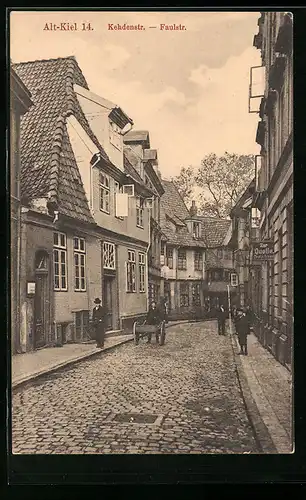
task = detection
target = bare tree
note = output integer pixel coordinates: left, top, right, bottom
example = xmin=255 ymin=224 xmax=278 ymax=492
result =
xmin=170 ymin=165 xmax=195 ymax=208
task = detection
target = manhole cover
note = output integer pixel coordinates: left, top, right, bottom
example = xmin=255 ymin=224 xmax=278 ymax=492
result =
xmin=106 ymin=413 xmax=164 ymax=426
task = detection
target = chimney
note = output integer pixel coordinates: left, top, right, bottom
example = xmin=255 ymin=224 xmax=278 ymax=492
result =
xmin=190 ymin=200 xmax=198 ymax=217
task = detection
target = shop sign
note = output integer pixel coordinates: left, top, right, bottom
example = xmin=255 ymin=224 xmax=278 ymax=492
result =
xmin=252 ymin=241 xmax=274 ymax=262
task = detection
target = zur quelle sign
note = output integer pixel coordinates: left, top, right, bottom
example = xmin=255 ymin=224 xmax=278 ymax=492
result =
xmin=252 ymin=241 xmax=274 ymax=263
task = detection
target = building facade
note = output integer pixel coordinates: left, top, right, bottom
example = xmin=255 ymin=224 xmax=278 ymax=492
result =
xmin=251 ymin=12 xmax=293 ymax=367
xmin=124 ymin=130 xmax=164 ymax=306
xmin=10 ymin=67 xmax=33 ymax=354
xmin=13 ymin=56 xmax=154 ymax=352
xmin=160 ymin=181 xmax=237 ymax=320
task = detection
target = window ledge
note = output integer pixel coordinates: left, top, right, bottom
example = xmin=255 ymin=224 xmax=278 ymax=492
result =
xmin=100 ymin=208 xmax=110 ymax=215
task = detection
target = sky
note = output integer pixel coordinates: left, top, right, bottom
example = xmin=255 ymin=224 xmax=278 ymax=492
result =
xmin=10 ymin=10 xmax=261 ymax=179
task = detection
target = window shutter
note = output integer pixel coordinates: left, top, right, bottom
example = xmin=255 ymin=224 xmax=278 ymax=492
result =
xmin=116 ymin=193 xmax=129 ymax=217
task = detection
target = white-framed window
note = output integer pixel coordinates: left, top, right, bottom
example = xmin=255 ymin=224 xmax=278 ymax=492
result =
xmin=73 ymin=237 xmax=86 ymax=291
xmin=103 ymin=242 xmax=116 ymax=270
xmin=194 ymin=251 xmax=203 ymax=271
xmin=126 ymin=250 xmax=136 ymax=292
xmin=166 ymin=247 xmax=173 ymax=269
xmin=53 ymin=232 xmax=67 ymax=291
xmin=114 ymin=181 xmax=124 ymax=220
xmin=193 ymin=222 xmax=201 ymax=238
xmin=99 ymin=172 xmax=110 ymax=214
xmin=136 ymin=197 xmax=144 ymax=228
xmin=178 ymin=249 xmax=187 ymax=270
xmin=109 ymin=121 xmax=122 ymax=151
xmin=123 ymin=184 xmax=134 ymax=197
xmin=139 ymin=252 xmax=146 ymax=292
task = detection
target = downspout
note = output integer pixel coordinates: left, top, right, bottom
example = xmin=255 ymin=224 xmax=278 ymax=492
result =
xmin=146 ymin=211 xmax=151 ymax=312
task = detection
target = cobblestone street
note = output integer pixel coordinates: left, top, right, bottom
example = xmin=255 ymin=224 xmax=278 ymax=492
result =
xmin=12 ymin=321 xmax=259 ymax=454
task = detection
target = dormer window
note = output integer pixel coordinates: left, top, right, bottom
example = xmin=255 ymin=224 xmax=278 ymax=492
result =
xmin=193 ymin=222 xmax=201 ymax=239
xmin=109 ymin=121 xmax=122 ymax=151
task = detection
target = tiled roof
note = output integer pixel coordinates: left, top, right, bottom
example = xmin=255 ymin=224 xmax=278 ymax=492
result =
xmin=198 ymin=217 xmax=231 ymax=247
xmin=13 ymin=56 xmax=113 ymax=224
xmin=160 ymin=180 xmax=230 ymax=248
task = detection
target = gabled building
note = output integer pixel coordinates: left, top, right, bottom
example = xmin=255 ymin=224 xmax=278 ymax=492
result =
xmin=123 ymin=130 xmax=164 ymax=305
xmin=13 ymin=56 xmax=154 ymax=352
xmin=160 ymin=180 xmax=237 ymax=320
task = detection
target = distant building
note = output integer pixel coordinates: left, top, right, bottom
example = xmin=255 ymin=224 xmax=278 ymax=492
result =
xmin=160 ymin=180 xmax=237 ymax=320
xmin=13 ymin=56 xmax=155 ymax=352
xmin=251 ymin=12 xmax=293 ymax=368
xmin=10 ymin=67 xmax=33 ymax=354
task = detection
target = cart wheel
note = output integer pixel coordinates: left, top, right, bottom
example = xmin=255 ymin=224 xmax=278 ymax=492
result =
xmin=133 ymin=322 xmax=139 ymax=345
xmin=159 ymin=321 xmax=166 ymax=346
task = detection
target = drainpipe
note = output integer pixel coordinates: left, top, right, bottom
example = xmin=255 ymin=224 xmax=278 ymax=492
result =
xmin=146 ymin=212 xmax=151 ymax=313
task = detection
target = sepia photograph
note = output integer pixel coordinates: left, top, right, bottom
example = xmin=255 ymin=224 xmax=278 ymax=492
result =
xmin=9 ymin=9 xmax=293 ymax=456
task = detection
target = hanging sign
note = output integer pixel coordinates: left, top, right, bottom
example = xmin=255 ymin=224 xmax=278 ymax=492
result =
xmin=252 ymin=241 xmax=274 ymax=262
xmin=230 ymin=273 xmax=238 ymax=287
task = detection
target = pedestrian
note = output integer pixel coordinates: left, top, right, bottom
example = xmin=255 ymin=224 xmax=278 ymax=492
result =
xmin=92 ymin=297 xmax=107 ymax=349
xmin=216 ymin=304 xmax=227 ymax=335
xmin=145 ymin=301 xmax=160 ymax=344
xmin=158 ymin=297 xmax=168 ymax=323
xmin=235 ymin=308 xmax=250 ymax=355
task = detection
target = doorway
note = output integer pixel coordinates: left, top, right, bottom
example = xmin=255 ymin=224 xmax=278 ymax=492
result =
xmin=34 ymin=250 xmax=50 ymax=349
xmin=103 ymin=275 xmax=114 ymax=331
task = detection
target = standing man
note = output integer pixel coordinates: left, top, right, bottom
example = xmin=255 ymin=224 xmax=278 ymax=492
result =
xmin=216 ymin=304 xmax=227 ymax=335
xmin=92 ymin=298 xmax=107 ymax=349
xmin=235 ymin=308 xmax=250 ymax=355
xmin=145 ymin=301 xmax=160 ymax=344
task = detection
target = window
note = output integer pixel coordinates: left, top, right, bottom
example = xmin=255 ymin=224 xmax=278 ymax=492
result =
xmin=136 ymin=197 xmax=144 ymax=227
xmin=103 ymin=242 xmax=116 ymax=270
xmin=193 ymin=222 xmax=200 ymax=239
xmin=99 ymin=172 xmax=110 ymax=213
xmin=139 ymin=252 xmax=146 ymax=292
xmin=178 ymin=249 xmax=187 ymax=270
xmin=166 ymin=247 xmax=173 ymax=269
xmin=114 ymin=182 xmax=123 ymax=219
xmin=180 ymin=282 xmax=189 ymax=307
xmin=53 ymin=232 xmax=67 ymax=291
xmin=109 ymin=121 xmax=122 ymax=150
xmin=194 ymin=251 xmax=203 ymax=271
xmin=74 ymin=237 xmax=86 ymax=291
xmin=192 ymin=283 xmax=201 ymax=306
xmin=126 ymin=250 xmax=136 ymax=292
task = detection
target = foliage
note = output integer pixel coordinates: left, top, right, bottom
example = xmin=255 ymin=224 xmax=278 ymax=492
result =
xmin=172 ymin=152 xmax=255 ymax=218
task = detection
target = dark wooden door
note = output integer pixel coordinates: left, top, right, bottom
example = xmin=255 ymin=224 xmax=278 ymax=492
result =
xmin=34 ymin=271 xmax=48 ymax=348
xmin=103 ymin=276 xmax=113 ymax=331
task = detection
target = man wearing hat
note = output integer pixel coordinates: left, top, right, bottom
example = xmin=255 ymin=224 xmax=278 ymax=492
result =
xmin=235 ymin=307 xmax=250 ymax=355
xmin=92 ymin=298 xmax=107 ymax=348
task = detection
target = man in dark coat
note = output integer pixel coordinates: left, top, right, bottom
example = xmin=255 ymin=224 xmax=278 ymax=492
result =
xmin=92 ymin=298 xmax=107 ymax=348
xmin=216 ymin=304 xmax=227 ymax=335
xmin=235 ymin=308 xmax=250 ymax=355
xmin=145 ymin=301 xmax=160 ymax=344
